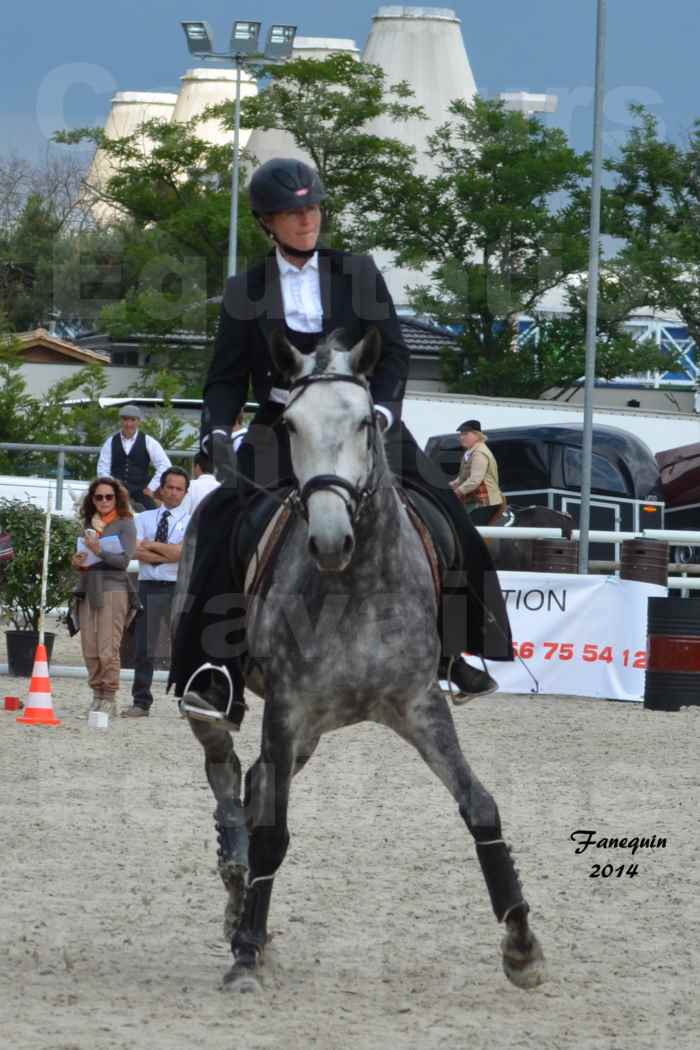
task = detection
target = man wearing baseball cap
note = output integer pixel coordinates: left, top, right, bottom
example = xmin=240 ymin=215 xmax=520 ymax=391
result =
xmin=97 ymin=404 xmax=172 ymax=510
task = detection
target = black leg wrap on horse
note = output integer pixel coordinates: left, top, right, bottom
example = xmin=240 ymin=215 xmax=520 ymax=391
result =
xmin=474 ymin=840 xmax=527 ymax=924
xmin=232 ymin=878 xmax=274 ymax=965
xmin=460 ymin=806 xmax=527 ymax=923
xmin=214 ymin=799 xmax=249 ymax=870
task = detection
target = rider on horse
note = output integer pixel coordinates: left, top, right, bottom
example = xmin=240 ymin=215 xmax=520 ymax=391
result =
xmin=170 ymin=158 xmax=513 ymax=725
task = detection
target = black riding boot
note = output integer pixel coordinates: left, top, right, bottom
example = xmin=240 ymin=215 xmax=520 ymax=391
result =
xmin=438 ymin=655 xmax=498 ymax=703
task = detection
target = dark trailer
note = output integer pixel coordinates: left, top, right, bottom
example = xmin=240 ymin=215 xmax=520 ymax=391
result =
xmin=425 ymin=424 xmax=664 ymax=560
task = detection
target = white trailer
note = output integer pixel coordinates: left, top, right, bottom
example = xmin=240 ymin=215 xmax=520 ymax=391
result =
xmin=401 ymin=391 xmax=700 ymax=455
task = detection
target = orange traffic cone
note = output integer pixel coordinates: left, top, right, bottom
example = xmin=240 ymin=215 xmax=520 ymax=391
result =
xmin=16 ymin=644 xmax=61 ymax=726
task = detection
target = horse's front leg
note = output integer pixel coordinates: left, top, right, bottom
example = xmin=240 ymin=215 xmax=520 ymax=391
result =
xmin=224 ymin=701 xmax=296 ymax=993
xmin=389 ymin=686 xmax=546 ymax=989
xmin=188 ymin=718 xmax=248 ymax=941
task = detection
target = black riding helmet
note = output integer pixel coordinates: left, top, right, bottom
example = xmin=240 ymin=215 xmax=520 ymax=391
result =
xmin=250 ymin=158 xmax=325 ymax=258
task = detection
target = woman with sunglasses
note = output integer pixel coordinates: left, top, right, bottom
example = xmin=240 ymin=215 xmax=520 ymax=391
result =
xmin=71 ymin=477 xmax=137 ymax=717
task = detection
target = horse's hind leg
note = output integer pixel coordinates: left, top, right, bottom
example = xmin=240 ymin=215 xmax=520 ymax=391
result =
xmin=188 ymin=717 xmax=248 ymax=940
xmin=390 ymin=688 xmax=545 ymax=989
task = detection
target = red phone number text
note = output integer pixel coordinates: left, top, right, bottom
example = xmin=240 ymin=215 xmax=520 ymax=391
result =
xmin=512 ymin=642 xmax=647 ymax=668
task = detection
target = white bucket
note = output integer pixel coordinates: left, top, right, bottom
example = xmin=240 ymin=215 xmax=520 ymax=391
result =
xmin=88 ymin=710 xmax=110 ymax=730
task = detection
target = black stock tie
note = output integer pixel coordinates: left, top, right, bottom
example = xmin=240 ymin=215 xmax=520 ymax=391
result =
xmin=155 ymin=510 xmax=171 ymax=543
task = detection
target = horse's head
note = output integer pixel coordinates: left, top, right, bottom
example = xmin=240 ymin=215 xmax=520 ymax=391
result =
xmin=270 ymin=328 xmax=383 ymax=573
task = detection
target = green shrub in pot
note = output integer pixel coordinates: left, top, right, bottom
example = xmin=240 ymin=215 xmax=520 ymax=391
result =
xmin=0 ymin=498 xmax=80 ymax=631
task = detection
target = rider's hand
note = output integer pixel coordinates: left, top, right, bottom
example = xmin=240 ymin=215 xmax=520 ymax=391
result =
xmin=206 ymin=428 xmax=237 ymax=487
xmin=374 ymin=411 xmax=389 ymax=433
xmin=201 ymin=427 xmax=231 ymax=451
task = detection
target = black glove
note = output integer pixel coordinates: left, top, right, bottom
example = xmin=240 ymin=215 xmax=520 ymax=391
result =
xmin=200 ymin=426 xmax=231 ymax=454
xmin=204 ymin=428 xmax=237 ymax=487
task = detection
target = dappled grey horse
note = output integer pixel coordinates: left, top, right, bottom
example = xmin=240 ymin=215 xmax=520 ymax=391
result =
xmin=175 ymin=330 xmax=545 ymax=993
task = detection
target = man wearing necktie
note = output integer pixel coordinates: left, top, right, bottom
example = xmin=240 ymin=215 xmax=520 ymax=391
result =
xmin=122 ymin=467 xmax=191 ymax=719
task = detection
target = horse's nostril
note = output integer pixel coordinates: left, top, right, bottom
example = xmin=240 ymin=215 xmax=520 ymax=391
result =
xmin=308 ymin=536 xmax=320 ymax=559
xmin=343 ymin=535 xmax=354 ymax=555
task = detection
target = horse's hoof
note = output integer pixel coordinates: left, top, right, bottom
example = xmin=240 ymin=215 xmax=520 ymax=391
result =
xmin=501 ymin=932 xmax=547 ymax=989
xmin=222 ymin=963 xmax=262 ymax=994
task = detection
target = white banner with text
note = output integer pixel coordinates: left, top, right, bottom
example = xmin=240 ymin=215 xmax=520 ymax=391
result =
xmin=471 ymin=573 xmax=667 ymax=702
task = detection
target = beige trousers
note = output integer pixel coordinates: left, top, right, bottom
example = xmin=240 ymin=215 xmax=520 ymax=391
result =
xmin=79 ymin=590 xmax=129 ymax=694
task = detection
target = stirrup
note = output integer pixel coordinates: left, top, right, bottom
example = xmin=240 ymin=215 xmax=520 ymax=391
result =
xmin=178 ymin=663 xmax=247 ymax=732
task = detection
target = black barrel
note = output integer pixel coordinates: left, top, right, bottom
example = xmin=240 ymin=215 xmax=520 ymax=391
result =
xmin=621 ymin=539 xmax=669 ymax=587
xmin=532 ymin=538 xmax=579 ymax=574
xmin=644 ymin=596 xmax=700 ymax=711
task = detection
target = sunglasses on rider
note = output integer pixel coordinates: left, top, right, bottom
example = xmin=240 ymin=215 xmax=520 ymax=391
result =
xmin=94 ymin=493 xmax=115 ymax=501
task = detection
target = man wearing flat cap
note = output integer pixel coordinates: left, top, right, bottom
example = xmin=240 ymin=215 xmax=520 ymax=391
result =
xmin=97 ymin=404 xmax=172 ymax=510
xmin=450 ymin=420 xmax=504 ymax=523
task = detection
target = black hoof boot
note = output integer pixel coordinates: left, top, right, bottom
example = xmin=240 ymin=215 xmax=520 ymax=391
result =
xmin=214 ymin=799 xmax=249 ymax=939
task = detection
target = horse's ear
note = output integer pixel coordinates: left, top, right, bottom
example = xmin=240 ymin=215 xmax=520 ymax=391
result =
xmin=269 ymin=329 xmax=305 ymax=381
xmin=349 ymin=327 xmax=382 ymax=378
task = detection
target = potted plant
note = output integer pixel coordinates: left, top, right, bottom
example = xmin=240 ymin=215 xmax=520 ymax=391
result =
xmin=0 ymin=498 xmax=79 ymax=675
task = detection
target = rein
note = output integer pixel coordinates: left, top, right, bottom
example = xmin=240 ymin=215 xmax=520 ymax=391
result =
xmin=281 ymin=373 xmax=380 ymax=525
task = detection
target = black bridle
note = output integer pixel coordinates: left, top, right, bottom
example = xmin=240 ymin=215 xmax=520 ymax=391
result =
xmin=281 ymin=373 xmax=380 ymax=525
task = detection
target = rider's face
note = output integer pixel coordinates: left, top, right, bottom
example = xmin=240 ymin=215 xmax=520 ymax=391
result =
xmin=266 ymin=205 xmax=321 ymax=259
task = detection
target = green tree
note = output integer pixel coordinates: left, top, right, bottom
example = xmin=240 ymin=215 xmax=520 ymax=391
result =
xmin=55 ymin=113 xmax=270 ymax=395
xmin=55 ymin=116 xmax=268 ymax=292
xmin=212 ymin=53 xmax=424 ymax=246
xmin=363 ymin=97 xmax=596 ymax=395
xmin=0 ymin=193 xmax=62 ymax=330
xmin=606 ymin=106 xmax=700 ymax=350
xmin=0 ymin=316 xmax=36 ymax=470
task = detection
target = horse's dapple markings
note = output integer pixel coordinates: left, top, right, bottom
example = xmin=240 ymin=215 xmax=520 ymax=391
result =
xmin=177 ymin=332 xmax=546 ymax=993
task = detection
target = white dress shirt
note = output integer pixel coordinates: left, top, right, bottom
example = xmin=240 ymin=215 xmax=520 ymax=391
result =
xmin=276 ymin=248 xmax=323 ymax=333
xmin=272 ymin=248 xmax=393 ymax=428
xmin=181 ymin=473 xmax=220 ymax=515
xmin=97 ymin=430 xmax=172 ymax=493
xmin=135 ymin=504 xmax=190 ymax=582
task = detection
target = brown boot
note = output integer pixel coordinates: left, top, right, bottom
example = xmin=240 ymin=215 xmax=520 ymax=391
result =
xmin=84 ymin=690 xmax=103 ymax=718
xmin=101 ymin=693 xmax=118 ymax=718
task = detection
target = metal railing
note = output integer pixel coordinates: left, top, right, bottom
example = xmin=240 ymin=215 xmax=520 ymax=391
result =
xmin=0 ymin=442 xmax=196 ymax=511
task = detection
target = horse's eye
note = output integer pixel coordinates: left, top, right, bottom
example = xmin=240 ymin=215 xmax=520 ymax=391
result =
xmin=358 ymin=417 xmax=371 ymax=432
xmin=284 ymin=418 xmax=297 ymax=434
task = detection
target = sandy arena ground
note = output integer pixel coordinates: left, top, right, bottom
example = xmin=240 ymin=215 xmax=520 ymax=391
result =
xmin=0 ymin=620 xmax=698 ymax=1050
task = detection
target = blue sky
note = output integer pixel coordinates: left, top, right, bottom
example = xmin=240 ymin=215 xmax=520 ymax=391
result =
xmin=1 ymin=1 xmax=698 ymax=163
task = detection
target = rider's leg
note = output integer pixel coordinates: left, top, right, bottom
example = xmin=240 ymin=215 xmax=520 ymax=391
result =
xmin=174 ymin=406 xmax=293 ymax=728
xmin=170 ymin=484 xmax=246 ymax=716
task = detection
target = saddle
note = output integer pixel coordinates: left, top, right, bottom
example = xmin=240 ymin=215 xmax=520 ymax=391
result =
xmin=235 ymin=488 xmax=294 ymax=598
xmin=233 ymin=485 xmax=459 ymax=601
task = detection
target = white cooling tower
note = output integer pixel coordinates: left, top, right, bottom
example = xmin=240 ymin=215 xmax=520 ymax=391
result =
xmin=85 ymin=91 xmax=178 ymax=223
xmin=292 ymin=37 xmax=360 ymax=61
xmin=362 ymin=6 xmax=477 ymax=172
xmin=362 ymin=7 xmax=478 ymax=307
xmin=245 ymin=38 xmax=360 ymax=170
xmin=172 ymin=67 xmax=257 ymax=149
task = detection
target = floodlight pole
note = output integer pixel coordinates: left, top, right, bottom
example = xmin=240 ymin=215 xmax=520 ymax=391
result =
xmin=578 ymin=0 xmax=607 ymax=574
xmin=228 ymin=59 xmax=244 ymax=277
xmin=182 ymin=23 xmax=295 ymax=279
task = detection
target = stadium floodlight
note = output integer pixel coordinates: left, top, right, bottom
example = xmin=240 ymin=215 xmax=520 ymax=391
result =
xmin=230 ymin=21 xmax=262 ymax=56
xmin=181 ymin=21 xmax=214 ymax=56
xmin=499 ymin=92 xmax=558 ymax=115
xmin=265 ymin=24 xmax=297 ymax=61
xmin=180 ymin=18 xmax=298 ymax=278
